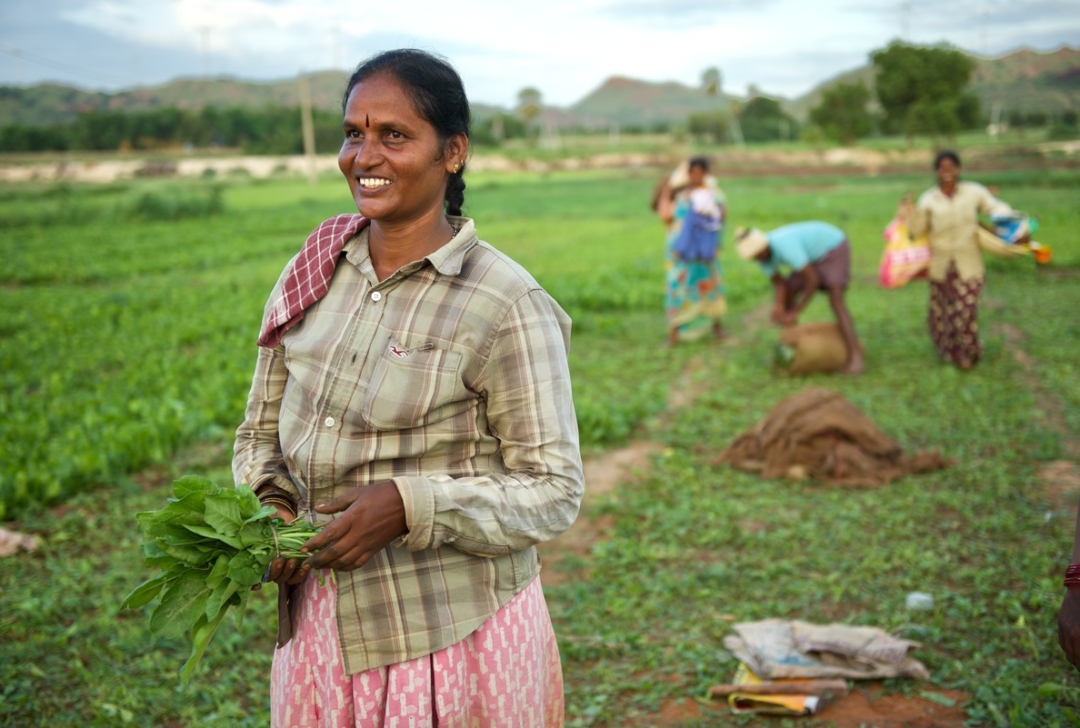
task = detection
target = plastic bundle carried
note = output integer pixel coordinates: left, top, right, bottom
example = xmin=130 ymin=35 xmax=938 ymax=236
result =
xmin=991 ymin=212 xmax=1037 ymax=245
xmin=878 ymin=217 xmax=930 ymax=288
xmin=986 ymin=212 xmax=1052 ymax=264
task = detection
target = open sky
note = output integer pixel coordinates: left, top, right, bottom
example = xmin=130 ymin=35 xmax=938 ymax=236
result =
xmin=1 ymin=0 xmax=1078 ymax=108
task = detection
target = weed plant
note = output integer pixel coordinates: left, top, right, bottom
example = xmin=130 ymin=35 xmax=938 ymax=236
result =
xmin=1 ymin=165 xmax=1079 ymax=726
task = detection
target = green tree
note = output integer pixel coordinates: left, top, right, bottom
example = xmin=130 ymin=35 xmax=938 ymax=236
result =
xmin=809 ymin=81 xmax=873 ymax=145
xmin=740 ymin=95 xmax=798 ymax=143
xmin=871 ymin=40 xmax=981 ymax=140
xmin=701 ymin=66 xmax=743 ymax=146
xmin=687 ymin=110 xmax=731 ymax=144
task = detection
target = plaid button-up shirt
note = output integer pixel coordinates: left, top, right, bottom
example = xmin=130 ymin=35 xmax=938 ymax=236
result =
xmin=234 ymin=217 xmax=584 ymax=673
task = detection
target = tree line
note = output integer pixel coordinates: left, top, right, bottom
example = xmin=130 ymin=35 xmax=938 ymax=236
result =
xmin=691 ymin=41 xmax=1077 ymax=146
xmin=0 ymin=100 xmax=530 ymax=154
xmin=0 ymin=104 xmax=342 ymax=154
xmin=3 ymin=41 xmax=1076 ymax=154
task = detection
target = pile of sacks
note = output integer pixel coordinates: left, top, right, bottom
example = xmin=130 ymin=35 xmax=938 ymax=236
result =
xmin=715 ymin=387 xmax=948 ymax=487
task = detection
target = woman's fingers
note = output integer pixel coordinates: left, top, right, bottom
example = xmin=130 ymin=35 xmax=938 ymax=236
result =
xmin=314 ymin=488 xmax=360 ymax=514
xmin=307 ymin=541 xmax=371 ymax=572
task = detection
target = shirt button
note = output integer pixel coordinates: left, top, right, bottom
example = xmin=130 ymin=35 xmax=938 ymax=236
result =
xmin=324 ymin=416 xmax=335 ymax=428
xmin=371 ymin=291 xmax=382 ymax=302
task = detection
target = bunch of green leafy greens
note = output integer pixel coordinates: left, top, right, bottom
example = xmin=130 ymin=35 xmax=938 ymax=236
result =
xmin=120 ymin=475 xmax=321 ymax=682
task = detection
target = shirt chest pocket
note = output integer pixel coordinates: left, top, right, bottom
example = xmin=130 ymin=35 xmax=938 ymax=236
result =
xmin=361 ymin=346 xmax=473 ymax=431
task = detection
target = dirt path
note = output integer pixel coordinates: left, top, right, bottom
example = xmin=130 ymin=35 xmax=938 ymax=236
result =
xmin=540 ymin=309 xmax=1058 ymax=727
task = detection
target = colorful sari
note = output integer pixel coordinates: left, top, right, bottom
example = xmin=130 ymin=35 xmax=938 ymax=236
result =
xmin=928 ymin=261 xmax=983 ymax=366
xmin=664 ymin=186 xmax=727 ymax=342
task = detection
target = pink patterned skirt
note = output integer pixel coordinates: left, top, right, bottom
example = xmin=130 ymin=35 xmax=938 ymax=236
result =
xmin=270 ymin=572 xmax=564 ymax=727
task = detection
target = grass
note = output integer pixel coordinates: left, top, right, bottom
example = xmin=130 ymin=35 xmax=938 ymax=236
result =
xmin=1 ymin=161 xmax=1079 ymax=726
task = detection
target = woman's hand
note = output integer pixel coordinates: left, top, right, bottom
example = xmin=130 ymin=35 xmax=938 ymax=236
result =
xmin=896 ymin=194 xmax=915 ymax=221
xmin=771 ymin=305 xmax=795 ymax=326
xmin=1059 ymin=589 xmax=1080 ymax=669
xmin=776 ymin=311 xmax=798 ymax=327
xmin=299 ymin=481 xmax=408 ymax=573
xmin=253 ymin=506 xmax=306 ymax=589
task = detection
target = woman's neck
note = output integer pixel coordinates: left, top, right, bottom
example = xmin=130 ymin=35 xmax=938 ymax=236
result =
xmin=368 ymin=211 xmax=456 ymax=281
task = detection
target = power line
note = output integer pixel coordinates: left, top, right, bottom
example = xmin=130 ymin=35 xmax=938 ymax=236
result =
xmin=0 ymin=42 xmax=131 ymax=87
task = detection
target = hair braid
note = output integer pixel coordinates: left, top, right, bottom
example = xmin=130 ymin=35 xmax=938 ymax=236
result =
xmin=445 ymin=168 xmax=466 ymax=216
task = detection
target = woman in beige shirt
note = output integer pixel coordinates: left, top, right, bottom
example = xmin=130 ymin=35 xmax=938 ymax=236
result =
xmin=899 ymin=150 xmax=1014 ymax=370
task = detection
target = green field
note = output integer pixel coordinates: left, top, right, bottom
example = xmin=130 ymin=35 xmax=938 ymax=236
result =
xmin=2 ymin=162 xmax=1080 ymax=726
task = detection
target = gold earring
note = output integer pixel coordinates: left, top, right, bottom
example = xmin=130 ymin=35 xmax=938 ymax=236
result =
xmin=453 ymin=161 xmax=461 ymax=173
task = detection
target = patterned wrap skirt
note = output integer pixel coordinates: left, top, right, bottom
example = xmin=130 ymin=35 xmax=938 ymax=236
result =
xmin=270 ymin=573 xmax=564 ymax=727
xmin=928 ymin=262 xmax=984 ymax=366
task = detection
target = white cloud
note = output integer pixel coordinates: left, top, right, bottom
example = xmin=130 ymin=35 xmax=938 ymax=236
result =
xmin=15 ymin=0 xmax=1080 ymax=104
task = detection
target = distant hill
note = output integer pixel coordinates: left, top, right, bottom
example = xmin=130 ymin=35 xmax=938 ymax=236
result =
xmin=0 ymin=71 xmax=350 ymax=127
xmin=567 ymin=75 xmax=739 ymax=129
xmin=970 ymin=46 xmax=1080 ymax=116
xmin=0 ymin=71 xmax=517 ymax=128
xmin=782 ymin=66 xmax=879 ymax=122
xmin=1 ymin=45 xmax=1077 ymax=130
xmin=783 ymin=45 xmax=1080 ymax=123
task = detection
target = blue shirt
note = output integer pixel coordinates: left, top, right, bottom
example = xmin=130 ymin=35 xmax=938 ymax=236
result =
xmin=759 ymin=221 xmax=846 ymax=277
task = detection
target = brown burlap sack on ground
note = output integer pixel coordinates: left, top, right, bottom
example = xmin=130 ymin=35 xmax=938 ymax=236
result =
xmin=715 ymin=387 xmax=949 ymax=487
xmin=775 ymin=322 xmax=849 ymax=375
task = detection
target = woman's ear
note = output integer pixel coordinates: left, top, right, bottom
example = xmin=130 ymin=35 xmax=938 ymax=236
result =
xmin=444 ymin=133 xmax=469 ymax=173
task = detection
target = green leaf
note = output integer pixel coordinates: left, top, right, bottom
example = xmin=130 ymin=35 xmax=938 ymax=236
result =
xmin=244 ymin=503 xmax=278 ymax=524
xmin=120 ymin=572 xmax=171 ymax=610
xmin=149 ymin=569 xmax=211 ymax=638
xmin=204 ymin=577 xmax=241 ymax=621
xmin=181 ymin=522 xmax=244 ymax=550
xmin=161 ymin=524 xmax=218 ymax=547
xmin=158 ymin=540 xmax=220 ymax=567
xmin=234 ymin=483 xmax=264 ymax=520
xmin=231 ymin=586 xmax=253 ymax=632
xmin=918 ymin=690 xmax=957 ymax=708
xmin=238 ymin=521 xmax=269 ymax=548
xmin=205 ymin=553 xmax=231 ymax=591
xmin=142 ymin=540 xmax=182 ymax=569
xmin=227 ymin=550 xmax=266 ymax=587
xmin=178 ymin=604 xmax=231 ymax=684
xmin=203 ymin=494 xmax=243 ymax=538
xmin=172 ymin=474 xmax=217 ymax=498
xmin=146 ymin=490 xmax=210 ymax=527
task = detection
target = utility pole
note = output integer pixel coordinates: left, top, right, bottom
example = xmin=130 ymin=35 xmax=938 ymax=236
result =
xmin=981 ymin=2 xmax=989 ymax=57
xmin=330 ymin=26 xmax=342 ymax=70
xmin=200 ymin=27 xmax=211 ymax=78
xmin=299 ymin=72 xmax=317 ymax=186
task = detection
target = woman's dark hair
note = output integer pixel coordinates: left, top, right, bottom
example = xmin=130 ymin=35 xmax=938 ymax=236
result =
xmin=343 ymin=49 xmax=470 ymax=216
xmin=689 ymin=156 xmax=710 ymax=172
xmin=934 ymin=150 xmax=961 ymax=170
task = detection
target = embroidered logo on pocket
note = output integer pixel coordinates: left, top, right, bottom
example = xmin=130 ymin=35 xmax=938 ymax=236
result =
xmin=387 ymin=339 xmax=434 ymax=359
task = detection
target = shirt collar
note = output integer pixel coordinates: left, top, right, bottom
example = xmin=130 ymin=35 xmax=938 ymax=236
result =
xmin=343 ymin=215 xmax=479 ymax=279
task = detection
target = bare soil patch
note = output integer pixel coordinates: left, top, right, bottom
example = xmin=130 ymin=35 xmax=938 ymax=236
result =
xmin=609 ymin=684 xmax=968 ymax=727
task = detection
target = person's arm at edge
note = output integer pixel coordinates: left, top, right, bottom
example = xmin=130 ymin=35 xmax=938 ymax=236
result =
xmin=906 ymin=192 xmax=931 ymax=237
xmin=788 ymin=264 xmax=820 ymax=318
xmin=1059 ymin=506 xmax=1080 ymax=668
xmin=770 ymin=273 xmax=788 ymax=323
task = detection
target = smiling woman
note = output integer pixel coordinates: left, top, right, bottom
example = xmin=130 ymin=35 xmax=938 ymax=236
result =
xmin=231 ymin=48 xmax=584 ymax=726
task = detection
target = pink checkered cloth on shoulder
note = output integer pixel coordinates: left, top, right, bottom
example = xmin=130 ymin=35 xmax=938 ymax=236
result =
xmin=257 ymin=214 xmax=370 ymax=348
